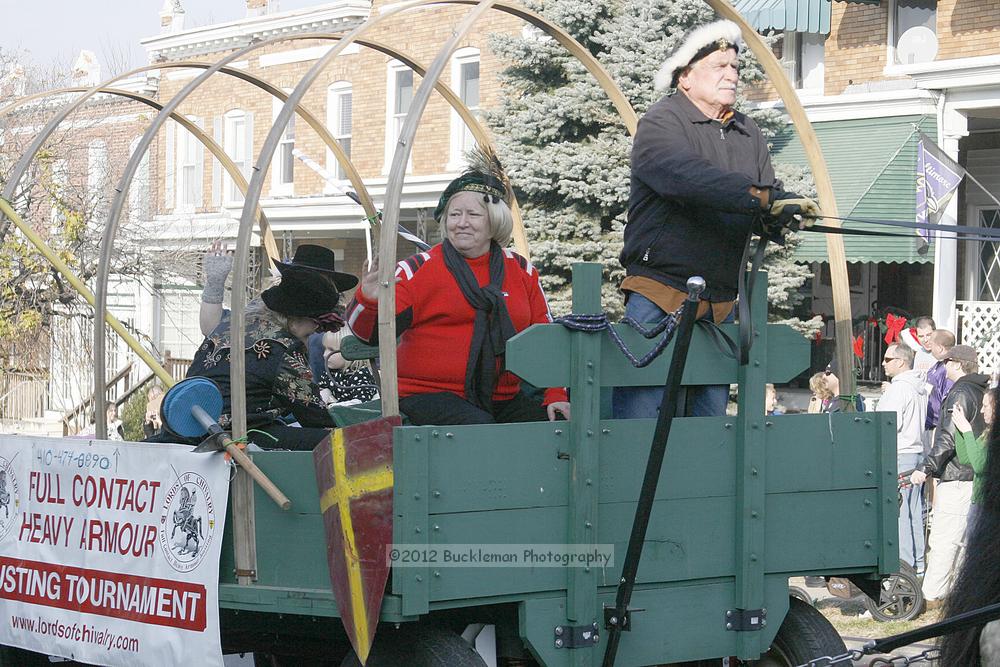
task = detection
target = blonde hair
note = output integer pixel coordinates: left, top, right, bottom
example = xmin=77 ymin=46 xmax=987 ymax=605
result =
xmin=245 ymin=296 xmax=288 ymax=328
xmin=809 ymin=372 xmax=834 ymax=400
xmin=323 ymin=329 xmax=371 ymax=373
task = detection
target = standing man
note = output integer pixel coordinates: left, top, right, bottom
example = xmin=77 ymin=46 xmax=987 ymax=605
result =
xmin=878 ymin=343 xmax=929 ymax=575
xmin=614 ymin=20 xmax=819 ymax=418
xmin=925 ymin=329 xmax=957 ymax=435
xmin=914 ymin=316 xmax=937 ymax=374
xmin=911 ymin=345 xmax=986 ymax=609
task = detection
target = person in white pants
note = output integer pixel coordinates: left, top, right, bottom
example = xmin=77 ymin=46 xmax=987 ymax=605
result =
xmin=910 ymin=344 xmax=988 ymax=608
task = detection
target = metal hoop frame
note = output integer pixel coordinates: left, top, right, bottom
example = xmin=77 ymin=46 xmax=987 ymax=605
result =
xmin=703 ymin=0 xmax=853 ymax=398
xmin=228 ymin=0 xmax=641 ymax=433
xmin=2 ymin=0 xmax=847 ymax=602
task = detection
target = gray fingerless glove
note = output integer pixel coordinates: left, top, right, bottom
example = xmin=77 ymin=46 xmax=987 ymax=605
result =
xmin=201 ymin=252 xmax=233 ymax=304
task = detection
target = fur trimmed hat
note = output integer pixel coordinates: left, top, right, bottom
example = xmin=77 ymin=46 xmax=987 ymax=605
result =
xmin=654 ymin=19 xmax=743 ymax=91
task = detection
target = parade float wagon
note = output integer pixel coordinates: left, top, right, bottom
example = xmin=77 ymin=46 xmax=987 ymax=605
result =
xmin=0 ymin=1 xmax=898 ymax=665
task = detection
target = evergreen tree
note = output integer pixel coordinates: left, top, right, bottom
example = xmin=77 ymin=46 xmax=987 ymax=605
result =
xmin=487 ymin=0 xmax=820 ymax=335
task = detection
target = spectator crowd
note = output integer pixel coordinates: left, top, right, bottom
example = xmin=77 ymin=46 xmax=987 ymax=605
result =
xmin=798 ymin=316 xmax=995 ymax=617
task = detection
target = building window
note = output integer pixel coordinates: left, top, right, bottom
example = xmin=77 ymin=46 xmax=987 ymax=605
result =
xmin=176 ymin=118 xmax=203 ymax=210
xmin=49 ymin=159 xmax=68 ymax=231
xmin=224 ymin=110 xmax=250 ymax=203
xmin=976 ymin=208 xmax=1000 ymax=301
xmin=271 ymin=96 xmax=295 ymax=195
xmin=449 ymin=48 xmax=481 ymax=170
xmin=128 ymin=136 xmax=149 ymax=224
xmin=384 ymin=64 xmax=414 ymax=173
xmin=158 ymin=286 xmax=203 ymax=360
xmin=891 ymin=0 xmax=937 ymax=65
xmin=781 ymin=32 xmax=825 ymax=92
xmin=88 ymin=140 xmax=109 ymax=217
xmin=327 ymin=82 xmax=353 ymax=185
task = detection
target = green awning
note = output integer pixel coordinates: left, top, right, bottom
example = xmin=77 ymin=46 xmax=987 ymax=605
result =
xmin=734 ymin=0 xmax=832 ymax=34
xmin=770 ymin=115 xmax=938 ymax=264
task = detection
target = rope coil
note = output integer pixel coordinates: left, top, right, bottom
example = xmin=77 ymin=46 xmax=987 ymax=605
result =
xmin=554 ymin=306 xmax=684 ymax=368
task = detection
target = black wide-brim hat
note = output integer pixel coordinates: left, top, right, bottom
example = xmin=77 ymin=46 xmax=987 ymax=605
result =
xmin=275 ymin=244 xmax=359 ymax=292
xmin=261 ymin=267 xmax=342 ymax=319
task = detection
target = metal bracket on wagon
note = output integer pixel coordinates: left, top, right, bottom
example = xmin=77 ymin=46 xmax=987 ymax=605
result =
xmin=554 ymin=623 xmax=600 ymax=648
xmin=603 ymin=607 xmax=631 ymax=632
xmin=725 ymin=608 xmax=767 ymax=631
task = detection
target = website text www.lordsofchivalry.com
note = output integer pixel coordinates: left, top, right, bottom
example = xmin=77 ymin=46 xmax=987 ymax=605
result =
xmin=11 ymin=614 xmax=140 ymax=653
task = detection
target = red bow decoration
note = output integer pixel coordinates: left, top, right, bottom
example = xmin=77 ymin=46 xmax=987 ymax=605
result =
xmin=884 ymin=313 xmax=907 ymax=345
xmin=853 ymin=335 xmax=864 ymax=359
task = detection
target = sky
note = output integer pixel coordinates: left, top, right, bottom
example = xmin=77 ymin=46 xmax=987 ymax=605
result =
xmin=2 ymin=0 xmax=328 ymax=73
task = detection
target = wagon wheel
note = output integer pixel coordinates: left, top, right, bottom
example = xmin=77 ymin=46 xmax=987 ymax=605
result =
xmin=788 ymin=585 xmax=814 ymax=607
xmin=864 ymin=561 xmax=925 ymax=622
xmin=685 ymin=597 xmax=846 ymax=667
xmin=339 ymin=624 xmax=486 ymax=667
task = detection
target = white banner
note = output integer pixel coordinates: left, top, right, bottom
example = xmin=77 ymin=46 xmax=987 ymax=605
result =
xmin=0 ymin=436 xmax=230 ymax=666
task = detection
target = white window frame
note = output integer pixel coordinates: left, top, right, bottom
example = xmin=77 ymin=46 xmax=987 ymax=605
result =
xmin=271 ymin=95 xmax=295 ymax=196
xmin=224 ymin=110 xmax=249 ymax=204
xmin=87 ymin=139 xmax=108 ymax=206
xmin=128 ymin=136 xmax=150 ymax=224
xmin=448 ymin=47 xmax=481 ymax=171
xmin=887 ymin=0 xmax=937 ymax=67
xmin=781 ymin=32 xmax=825 ymax=93
xmin=175 ymin=117 xmax=202 ymax=211
xmin=157 ymin=285 xmax=204 ymax=360
xmin=966 ymin=205 xmax=1000 ymax=301
xmin=87 ymin=139 xmax=109 ymax=224
xmin=49 ymin=159 xmax=68 ymax=232
xmin=384 ymin=62 xmax=414 ymax=175
xmin=326 ymin=81 xmax=353 ymax=192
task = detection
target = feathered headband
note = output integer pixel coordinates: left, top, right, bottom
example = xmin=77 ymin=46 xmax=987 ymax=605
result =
xmin=434 ymin=146 xmax=513 ymax=222
xmin=654 ymin=20 xmax=743 ymax=91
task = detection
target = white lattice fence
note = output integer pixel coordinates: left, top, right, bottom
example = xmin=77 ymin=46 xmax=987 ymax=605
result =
xmin=957 ymin=301 xmax=1000 ymax=374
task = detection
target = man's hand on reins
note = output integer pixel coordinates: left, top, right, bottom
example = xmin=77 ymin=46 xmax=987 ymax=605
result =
xmin=769 ymin=193 xmax=821 ymax=230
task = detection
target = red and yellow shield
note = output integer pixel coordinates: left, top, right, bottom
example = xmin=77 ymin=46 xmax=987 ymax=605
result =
xmin=313 ymin=416 xmax=400 ymax=664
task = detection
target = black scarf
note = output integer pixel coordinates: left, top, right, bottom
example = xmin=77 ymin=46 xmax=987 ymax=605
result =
xmin=442 ymin=239 xmax=517 ymax=412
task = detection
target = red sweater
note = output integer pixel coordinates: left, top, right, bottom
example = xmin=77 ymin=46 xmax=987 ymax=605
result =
xmin=346 ymin=245 xmax=567 ymax=406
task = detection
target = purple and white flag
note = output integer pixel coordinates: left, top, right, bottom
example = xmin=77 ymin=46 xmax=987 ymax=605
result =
xmin=916 ymin=132 xmax=965 ymax=242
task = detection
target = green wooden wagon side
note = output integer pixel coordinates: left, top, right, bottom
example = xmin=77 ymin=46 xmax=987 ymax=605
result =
xmin=216 ymin=264 xmax=898 ymax=666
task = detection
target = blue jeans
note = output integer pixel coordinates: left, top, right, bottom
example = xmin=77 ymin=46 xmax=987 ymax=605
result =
xmin=612 ymin=293 xmax=732 ymax=419
xmin=898 ymin=452 xmax=926 ymax=574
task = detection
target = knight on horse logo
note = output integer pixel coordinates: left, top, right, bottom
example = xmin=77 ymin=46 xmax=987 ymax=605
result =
xmin=159 ymin=471 xmax=216 ymax=572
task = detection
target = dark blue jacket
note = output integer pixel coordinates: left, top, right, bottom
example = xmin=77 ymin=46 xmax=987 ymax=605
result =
xmin=621 ymin=92 xmax=778 ymax=301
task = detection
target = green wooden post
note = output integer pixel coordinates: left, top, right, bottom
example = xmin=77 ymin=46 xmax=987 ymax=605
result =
xmin=394 ymin=427 xmax=430 ymax=616
xmin=734 ymin=271 xmax=768 ymax=658
xmin=876 ymin=412 xmax=900 ymax=574
xmin=565 ymin=263 xmax=603 ymax=666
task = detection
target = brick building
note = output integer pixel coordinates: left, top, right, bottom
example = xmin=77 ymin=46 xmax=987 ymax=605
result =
xmin=0 ymin=52 xmax=158 ymax=428
xmin=140 ymin=0 xmax=523 ymax=360
xmin=736 ymin=0 xmax=1000 ymax=377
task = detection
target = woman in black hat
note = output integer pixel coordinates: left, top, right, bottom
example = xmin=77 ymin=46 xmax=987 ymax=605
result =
xmin=346 ymin=151 xmax=570 ymax=425
xmin=183 ymin=244 xmax=358 ymax=450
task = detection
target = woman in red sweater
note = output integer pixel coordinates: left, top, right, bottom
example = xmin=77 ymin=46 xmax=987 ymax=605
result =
xmin=346 ymin=162 xmax=570 ymax=425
